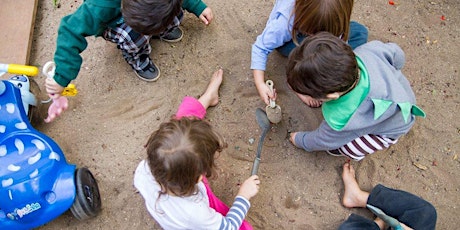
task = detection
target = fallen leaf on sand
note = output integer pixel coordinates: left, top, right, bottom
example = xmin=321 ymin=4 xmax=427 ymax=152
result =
xmin=413 ymin=162 xmax=428 ymax=170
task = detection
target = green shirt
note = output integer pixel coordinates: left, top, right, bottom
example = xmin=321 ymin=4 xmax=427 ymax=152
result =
xmin=322 ymin=57 xmax=370 ymax=131
xmin=322 ymin=56 xmax=425 ymax=131
xmin=53 ymin=0 xmax=207 ymax=87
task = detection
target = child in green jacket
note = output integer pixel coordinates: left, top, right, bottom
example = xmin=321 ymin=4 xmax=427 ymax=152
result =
xmin=45 ymin=0 xmax=213 ymax=97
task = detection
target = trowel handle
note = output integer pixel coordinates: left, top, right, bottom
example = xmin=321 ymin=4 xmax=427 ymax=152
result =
xmin=251 ymin=157 xmax=260 ymax=175
xmin=266 ymin=80 xmax=276 ymax=108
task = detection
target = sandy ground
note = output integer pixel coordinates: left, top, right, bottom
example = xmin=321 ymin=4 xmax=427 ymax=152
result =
xmin=20 ymin=0 xmax=459 ymax=229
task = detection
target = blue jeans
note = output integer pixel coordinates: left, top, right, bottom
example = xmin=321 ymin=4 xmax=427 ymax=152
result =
xmin=338 ymin=184 xmax=437 ymax=230
xmin=276 ymin=21 xmax=369 ymax=57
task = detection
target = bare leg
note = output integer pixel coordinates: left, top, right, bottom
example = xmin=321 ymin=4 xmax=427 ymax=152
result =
xmin=295 ymin=93 xmax=322 ymax=108
xmin=342 ymin=162 xmax=369 ymax=208
xmin=198 ymin=69 xmax=223 ymax=110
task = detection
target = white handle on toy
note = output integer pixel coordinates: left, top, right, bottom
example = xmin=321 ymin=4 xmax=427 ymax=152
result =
xmin=43 ymin=61 xmax=56 ymax=78
xmin=266 ymin=80 xmax=276 ymax=108
xmin=41 ymin=61 xmax=78 ymax=98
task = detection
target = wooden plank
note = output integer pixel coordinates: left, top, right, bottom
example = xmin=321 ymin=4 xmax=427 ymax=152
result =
xmin=0 ymin=0 xmax=39 ymax=65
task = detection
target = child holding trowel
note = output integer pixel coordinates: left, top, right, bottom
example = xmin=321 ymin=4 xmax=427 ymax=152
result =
xmin=251 ymin=0 xmax=368 ymax=108
xmin=134 ymin=69 xmax=260 ymax=229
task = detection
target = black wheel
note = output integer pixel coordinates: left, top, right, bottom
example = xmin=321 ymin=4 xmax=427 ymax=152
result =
xmin=27 ymin=77 xmax=47 ymax=125
xmin=70 ymin=167 xmax=102 ymax=220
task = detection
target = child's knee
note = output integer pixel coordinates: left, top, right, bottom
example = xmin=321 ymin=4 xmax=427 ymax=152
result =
xmin=349 ymin=21 xmax=369 ymax=49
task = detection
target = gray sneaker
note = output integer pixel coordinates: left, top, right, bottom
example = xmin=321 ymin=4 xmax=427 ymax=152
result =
xmin=135 ymin=62 xmax=161 ymax=82
xmin=160 ymin=27 xmax=183 ymax=43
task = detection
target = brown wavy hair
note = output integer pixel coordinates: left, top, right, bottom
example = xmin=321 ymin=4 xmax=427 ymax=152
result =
xmin=292 ymin=0 xmax=353 ymax=44
xmin=122 ymin=0 xmax=182 ymax=35
xmin=286 ymin=32 xmax=358 ymax=99
xmin=145 ymin=117 xmax=227 ymax=197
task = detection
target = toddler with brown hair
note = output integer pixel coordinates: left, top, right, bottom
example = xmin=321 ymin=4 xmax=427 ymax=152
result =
xmin=134 ymin=69 xmax=260 ymax=229
xmin=251 ymin=0 xmax=368 ymax=108
xmin=287 ymin=32 xmax=425 ymax=161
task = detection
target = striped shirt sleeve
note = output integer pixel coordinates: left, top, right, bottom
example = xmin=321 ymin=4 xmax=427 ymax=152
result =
xmin=218 ymin=196 xmax=251 ymax=230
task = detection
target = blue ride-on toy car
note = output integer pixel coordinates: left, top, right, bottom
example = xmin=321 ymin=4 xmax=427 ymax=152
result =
xmin=0 ymin=74 xmax=101 ymax=229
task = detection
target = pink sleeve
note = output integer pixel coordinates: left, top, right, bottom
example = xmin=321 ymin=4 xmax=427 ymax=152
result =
xmin=175 ymin=96 xmax=206 ymax=119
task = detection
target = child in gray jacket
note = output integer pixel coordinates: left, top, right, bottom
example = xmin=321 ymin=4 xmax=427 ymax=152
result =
xmin=287 ymin=32 xmax=425 ymax=161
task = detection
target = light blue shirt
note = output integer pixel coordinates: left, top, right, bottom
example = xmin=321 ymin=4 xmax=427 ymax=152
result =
xmin=251 ymin=0 xmax=295 ymax=71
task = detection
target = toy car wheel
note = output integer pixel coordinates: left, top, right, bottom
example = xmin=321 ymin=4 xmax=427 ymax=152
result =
xmin=70 ymin=167 xmax=102 ymax=220
xmin=27 ymin=77 xmax=47 ymax=124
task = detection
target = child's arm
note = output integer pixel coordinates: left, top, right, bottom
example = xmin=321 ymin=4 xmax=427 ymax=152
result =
xmin=289 ymin=122 xmax=356 ymax=151
xmin=365 ymin=41 xmax=405 ymax=71
xmin=199 ymin=7 xmax=213 ymax=25
xmin=219 ymin=175 xmax=260 ymax=229
xmin=182 ymin=0 xmax=210 ymax=23
xmin=251 ymin=5 xmax=292 ymax=105
xmin=385 ymin=42 xmax=405 ymax=70
xmin=50 ymin=3 xmax=113 ymax=94
xmin=254 ymin=69 xmax=276 ymax=105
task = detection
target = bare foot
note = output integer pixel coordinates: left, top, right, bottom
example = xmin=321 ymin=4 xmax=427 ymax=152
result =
xmin=198 ymin=69 xmax=223 ymax=109
xmin=296 ymin=93 xmax=322 ymax=108
xmin=342 ymin=162 xmax=369 ymax=208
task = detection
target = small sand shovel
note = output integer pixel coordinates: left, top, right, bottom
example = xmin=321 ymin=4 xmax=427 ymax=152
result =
xmin=265 ymin=80 xmax=282 ymax=124
xmin=251 ymin=108 xmax=271 ymax=176
xmin=367 ymin=204 xmax=403 ymax=230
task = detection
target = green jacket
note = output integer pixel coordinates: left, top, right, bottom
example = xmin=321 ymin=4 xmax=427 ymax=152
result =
xmin=53 ymin=0 xmax=207 ymax=87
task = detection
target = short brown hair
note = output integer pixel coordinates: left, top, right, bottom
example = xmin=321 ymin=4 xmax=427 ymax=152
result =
xmin=286 ymin=32 xmax=358 ymax=99
xmin=122 ymin=0 xmax=182 ymax=35
xmin=146 ymin=117 xmax=226 ymax=197
xmin=292 ymin=0 xmax=353 ymax=44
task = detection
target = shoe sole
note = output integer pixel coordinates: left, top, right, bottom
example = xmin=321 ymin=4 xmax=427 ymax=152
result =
xmin=326 ymin=150 xmax=344 ymax=157
xmin=159 ymin=27 xmax=184 ymax=43
xmin=135 ymin=68 xmax=161 ymax=82
xmin=160 ymin=33 xmax=183 ymax=43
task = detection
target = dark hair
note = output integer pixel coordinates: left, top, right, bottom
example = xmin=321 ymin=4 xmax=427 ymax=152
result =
xmin=292 ymin=0 xmax=353 ymax=44
xmin=286 ymin=32 xmax=358 ymax=99
xmin=146 ymin=117 xmax=226 ymax=197
xmin=122 ymin=0 xmax=182 ymax=35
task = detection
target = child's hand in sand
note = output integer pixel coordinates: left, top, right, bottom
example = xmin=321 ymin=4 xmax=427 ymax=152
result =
xmin=237 ymin=175 xmax=260 ymax=200
xmin=289 ymin=132 xmax=300 ymax=147
xmin=295 ymin=93 xmax=322 ymax=108
xmin=199 ymin=7 xmax=214 ymax=25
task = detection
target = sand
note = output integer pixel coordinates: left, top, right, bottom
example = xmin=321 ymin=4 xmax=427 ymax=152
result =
xmin=23 ymin=0 xmax=460 ymax=229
